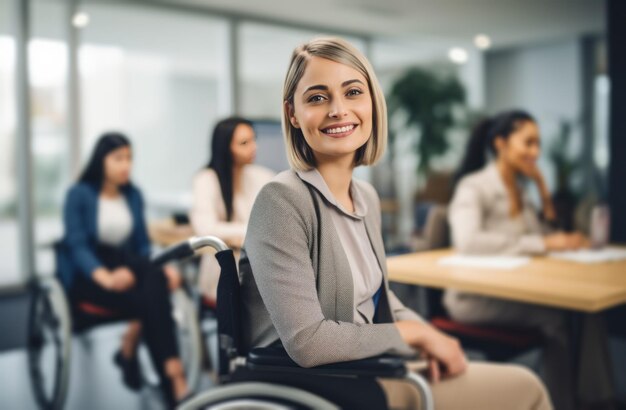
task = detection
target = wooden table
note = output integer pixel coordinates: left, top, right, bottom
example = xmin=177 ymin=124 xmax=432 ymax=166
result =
xmin=388 ymin=248 xmax=624 ymax=402
xmin=387 ymin=249 xmax=626 ymax=313
xmin=148 ymin=218 xmax=242 ymax=251
xmin=148 ymin=218 xmax=195 ymax=248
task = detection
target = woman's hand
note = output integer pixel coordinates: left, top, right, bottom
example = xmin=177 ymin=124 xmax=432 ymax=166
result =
xmin=93 ymin=267 xmax=135 ymax=292
xmin=395 ymin=321 xmax=467 ymax=382
xmin=544 ymin=232 xmax=590 ymax=251
xmin=527 ymin=164 xmax=557 ymax=222
xmin=92 ymin=267 xmax=113 ymax=289
xmin=163 ymin=265 xmax=182 ymax=291
xmin=109 ymin=267 xmax=136 ymax=292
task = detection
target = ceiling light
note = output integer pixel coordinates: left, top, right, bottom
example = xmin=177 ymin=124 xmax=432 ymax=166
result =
xmin=474 ymin=34 xmax=491 ymax=50
xmin=448 ymin=47 xmax=468 ymax=64
xmin=72 ymin=12 xmax=90 ymax=28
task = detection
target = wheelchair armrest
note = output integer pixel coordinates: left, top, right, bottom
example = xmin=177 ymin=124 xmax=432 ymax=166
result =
xmin=246 ymin=346 xmax=410 ymax=378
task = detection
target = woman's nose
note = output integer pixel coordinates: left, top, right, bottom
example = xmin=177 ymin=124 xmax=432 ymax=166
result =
xmin=328 ymin=99 xmax=348 ymax=118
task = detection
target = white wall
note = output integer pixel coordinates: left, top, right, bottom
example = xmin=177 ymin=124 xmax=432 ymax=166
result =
xmin=485 ymin=39 xmax=584 ymax=190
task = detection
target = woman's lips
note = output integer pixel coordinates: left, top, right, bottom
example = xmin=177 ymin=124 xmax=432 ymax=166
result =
xmin=321 ymin=124 xmax=357 ymax=138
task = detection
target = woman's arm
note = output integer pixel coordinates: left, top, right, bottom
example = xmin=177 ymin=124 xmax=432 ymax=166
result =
xmin=190 ymin=170 xmax=246 ymax=241
xmin=245 ymin=182 xmax=415 ymax=368
xmin=131 ymin=187 xmax=152 ymax=258
xmin=449 ymin=181 xmax=545 ymax=255
xmin=64 ymin=186 xmax=103 ymax=279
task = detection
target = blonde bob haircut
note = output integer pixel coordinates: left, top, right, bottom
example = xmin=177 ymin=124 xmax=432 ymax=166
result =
xmin=282 ymin=37 xmax=387 ymax=171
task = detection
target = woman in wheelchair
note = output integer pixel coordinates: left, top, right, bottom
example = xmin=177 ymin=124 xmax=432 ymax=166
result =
xmin=58 ymin=132 xmax=187 ymax=407
xmin=238 ymin=37 xmax=552 ymax=409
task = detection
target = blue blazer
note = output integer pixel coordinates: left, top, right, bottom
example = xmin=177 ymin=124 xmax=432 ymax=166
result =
xmin=57 ymin=182 xmax=151 ymax=290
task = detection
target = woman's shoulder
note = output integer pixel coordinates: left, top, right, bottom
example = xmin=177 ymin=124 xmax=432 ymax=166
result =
xmin=193 ymin=167 xmax=220 ymax=188
xmin=262 ymin=170 xmax=306 ymax=194
xmin=256 ymin=170 xmax=314 ymax=208
xmin=456 ymin=164 xmax=497 ymax=193
xmin=67 ymin=182 xmax=97 ymax=200
xmin=244 ymin=164 xmax=276 ymax=181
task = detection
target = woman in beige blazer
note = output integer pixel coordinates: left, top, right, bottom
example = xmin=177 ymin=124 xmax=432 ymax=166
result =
xmin=446 ymin=110 xmax=608 ymax=410
xmin=239 ymin=38 xmax=551 ymax=410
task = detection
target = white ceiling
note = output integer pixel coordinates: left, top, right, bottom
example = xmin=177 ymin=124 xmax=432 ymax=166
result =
xmin=156 ymin=0 xmax=605 ymax=49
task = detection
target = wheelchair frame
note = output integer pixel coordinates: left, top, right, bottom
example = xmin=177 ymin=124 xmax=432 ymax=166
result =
xmin=168 ymin=236 xmax=435 ymax=410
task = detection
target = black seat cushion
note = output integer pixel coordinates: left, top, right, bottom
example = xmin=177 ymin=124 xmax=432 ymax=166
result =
xmin=247 ymin=346 xmax=408 ymax=378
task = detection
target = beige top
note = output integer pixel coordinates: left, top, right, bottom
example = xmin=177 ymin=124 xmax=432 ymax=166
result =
xmin=297 ymin=169 xmax=383 ymax=324
xmin=448 ymin=162 xmax=546 ymax=256
xmin=445 ymin=162 xmax=548 ymax=309
xmin=191 ymin=164 xmax=274 ymax=298
xmin=190 ymin=164 xmax=275 ymax=243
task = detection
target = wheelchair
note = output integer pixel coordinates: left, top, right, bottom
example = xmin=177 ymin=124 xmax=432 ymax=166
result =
xmin=152 ymin=236 xmax=436 ymax=410
xmin=27 ymin=241 xmax=205 ymax=410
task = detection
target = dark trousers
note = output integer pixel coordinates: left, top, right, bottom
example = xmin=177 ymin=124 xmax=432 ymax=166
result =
xmin=71 ymin=244 xmax=179 ymax=383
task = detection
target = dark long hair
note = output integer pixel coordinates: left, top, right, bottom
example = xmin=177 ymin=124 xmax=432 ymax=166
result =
xmin=454 ymin=109 xmax=535 ymax=185
xmin=79 ymin=132 xmax=131 ymax=189
xmin=206 ymin=117 xmax=253 ymax=221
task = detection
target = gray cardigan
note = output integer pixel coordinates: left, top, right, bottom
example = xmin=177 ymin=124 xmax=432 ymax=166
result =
xmin=239 ymin=170 xmax=420 ymax=368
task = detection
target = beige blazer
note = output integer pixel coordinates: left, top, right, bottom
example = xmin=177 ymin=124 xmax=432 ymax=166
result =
xmin=448 ymin=162 xmax=546 ymax=256
xmin=239 ymin=170 xmax=420 ymax=368
xmin=444 ymin=162 xmax=548 ymax=311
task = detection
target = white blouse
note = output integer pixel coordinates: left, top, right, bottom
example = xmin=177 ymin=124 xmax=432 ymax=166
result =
xmin=190 ymin=164 xmax=274 ymax=298
xmin=190 ymin=164 xmax=275 ymax=242
xmin=98 ymin=196 xmax=132 ymax=246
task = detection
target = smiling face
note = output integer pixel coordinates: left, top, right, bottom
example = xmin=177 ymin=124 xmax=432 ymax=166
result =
xmin=494 ymin=120 xmax=541 ymax=177
xmin=286 ymin=56 xmax=373 ymax=166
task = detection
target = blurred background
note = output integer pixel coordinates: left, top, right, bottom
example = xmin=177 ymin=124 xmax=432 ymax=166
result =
xmin=1 ymin=0 xmax=617 ymax=285
xmin=1 ymin=0 xmax=625 ymax=408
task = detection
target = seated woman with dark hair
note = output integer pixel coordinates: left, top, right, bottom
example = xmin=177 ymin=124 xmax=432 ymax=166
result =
xmin=446 ymin=111 xmax=610 ymax=409
xmin=190 ymin=117 xmax=274 ymax=300
xmin=58 ymin=132 xmax=186 ymax=407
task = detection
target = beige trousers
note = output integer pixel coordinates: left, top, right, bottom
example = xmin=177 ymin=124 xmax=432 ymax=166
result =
xmin=379 ymin=362 xmax=552 ymax=410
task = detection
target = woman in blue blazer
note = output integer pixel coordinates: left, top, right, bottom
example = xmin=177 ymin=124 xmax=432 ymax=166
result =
xmin=59 ymin=132 xmax=186 ymax=407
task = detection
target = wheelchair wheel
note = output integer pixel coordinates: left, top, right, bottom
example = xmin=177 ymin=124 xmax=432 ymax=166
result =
xmin=27 ymin=278 xmax=72 ymax=410
xmin=171 ymin=288 xmax=203 ymax=393
xmin=178 ymin=382 xmax=340 ymax=410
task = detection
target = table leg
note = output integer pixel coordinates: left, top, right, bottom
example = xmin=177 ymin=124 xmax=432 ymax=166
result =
xmin=572 ymin=312 xmax=616 ymax=405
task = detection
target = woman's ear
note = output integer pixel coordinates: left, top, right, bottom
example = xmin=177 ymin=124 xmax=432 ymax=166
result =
xmin=284 ymin=101 xmax=300 ymax=129
xmin=493 ymin=136 xmax=506 ymax=154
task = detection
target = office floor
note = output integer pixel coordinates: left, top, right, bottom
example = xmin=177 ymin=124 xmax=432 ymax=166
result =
xmin=0 ymin=291 xmax=625 ymax=410
xmin=0 ymin=323 xmax=217 ymax=410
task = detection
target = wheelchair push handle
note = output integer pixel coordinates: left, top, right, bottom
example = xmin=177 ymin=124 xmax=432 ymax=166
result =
xmin=151 ymin=235 xmax=230 ymax=266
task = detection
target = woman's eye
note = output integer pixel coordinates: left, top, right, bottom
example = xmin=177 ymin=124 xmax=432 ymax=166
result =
xmin=307 ymin=95 xmax=325 ymax=103
xmin=347 ymin=88 xmax=363 ymax=97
